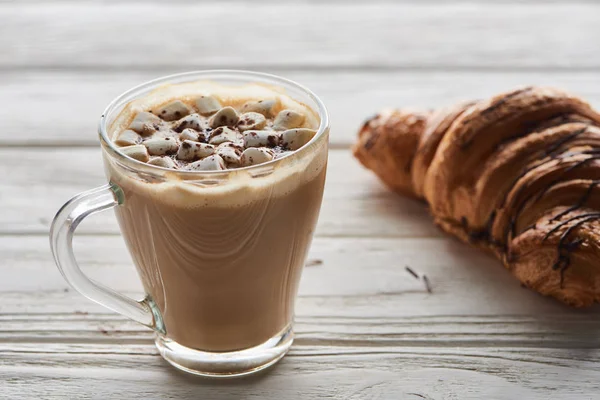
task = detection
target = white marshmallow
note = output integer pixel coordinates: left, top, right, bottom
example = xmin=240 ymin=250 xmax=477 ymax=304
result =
xmin=121 ymin=145 xmax=149 ymax=162
xmin=179 ymin=128 xmax=200 ymax=142
xmin=186 ymin=154 xmax=226 ymax=171
xmin=154 ymin=100 xmax=192 ymax=121
xmin=195 ymin=95 xmax=222 ymax=115
xmin=237 ymin=112 xmax=266 ymax=131
xmin=172 ymin=113 xmax=203 ymax=133
xmin=148 ymin=156 xmax=176 ymax=169
xmin=273 ymin=109 xmax=305 ymax=130
xmin=176 ymin=140 xmax=215 ymax=161
xmin=217 ymin=143 xmax=242 ymax=167
xmin=243 ymin=130 xmax=280 ymax=148
xmin=209 ymin=106 xmax=239 ymax=128
xmin=209 ymin=126 xmax=242 ymax=145
xmin=241 ymin=99 xmax=278 ymax=117
xmin=241 ymin=147 xmax=274 ymax=167
xmin=115 ymin=129 xmax=141 ymax=146
xmin=129 ymin=111 xmax=163 ymax=136
xmin=143 ymin=137 xmax=179 ymax=156
xmin=281 ymin=128 xmax=316 ymax=150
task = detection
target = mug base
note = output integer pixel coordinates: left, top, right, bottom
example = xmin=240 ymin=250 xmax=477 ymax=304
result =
xmin=155 ymin=324 xmax=293 ymax=377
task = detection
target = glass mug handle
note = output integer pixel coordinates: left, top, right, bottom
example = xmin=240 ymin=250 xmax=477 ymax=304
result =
xmin=50 ymin=183 xmax=162 ymax=331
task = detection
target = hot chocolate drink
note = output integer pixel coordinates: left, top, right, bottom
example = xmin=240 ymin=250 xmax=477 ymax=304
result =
xmin=105 ymin=81 xmax=327 ymax=351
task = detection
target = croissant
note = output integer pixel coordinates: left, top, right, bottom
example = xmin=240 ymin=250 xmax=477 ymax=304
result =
xmin=353 ymin=86 xmax=600 ymax=307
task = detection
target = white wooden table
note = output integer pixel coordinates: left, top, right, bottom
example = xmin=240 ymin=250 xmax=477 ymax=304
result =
xmin=2 ymin=1 xmax=600 ymax=398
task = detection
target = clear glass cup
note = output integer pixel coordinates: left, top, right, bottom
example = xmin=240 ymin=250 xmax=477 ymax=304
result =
xmin=50 ymin=71 xmax=329 ymax=377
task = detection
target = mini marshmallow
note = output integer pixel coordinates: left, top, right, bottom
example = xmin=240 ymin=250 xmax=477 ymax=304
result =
xmin=146 ymin=129 xmax=177 ymax=140
xmin=209 ymin=126 xmax=243 ymax=145
xmin=172 ymin=113 xmax=204 ymax=133
xmin=179 ymin=128 xmax=206 ymax=142
xmin=129 ymin=111 xmax=163 ymax=136
xmin=237 ymin=112 xmax=266 ymax=131
xmin=176 ymin=140 xmax=215 ymax=161
xmin=148 ymin=156 xmax=177 ymax=169
xmin=217 ymin=143 xmax=242 ymax=167
xmin=217 ymin=141 xmax=243 ymax=152
xmin=186 ymin=154 xmax=226 ymax=171
xmin=154 ymin=100 xmax=192 ymax=121
xmin=241 ymin=147 xmax=274 ymax=167
xmin=209 ymin=106 xmax=239 ymax=128
xmin=115 ymin=129 xmax=141 ymax=146
xmin=243 ymin=130 xmax=280 ymax=148
xmin=273 ymin=109 xmax=305 ymax=130
xmin=281 ymin=128 xmax=316 ymax=150
xmin=241 ymin=99 xmax=278 ymax=117
xmin=143 ymin=137 xmax=179 ymax=156
xmin=121 ymin=145 xmax=150 ymax=162
xmin=195 ymin=95 xmax=222 ymax=115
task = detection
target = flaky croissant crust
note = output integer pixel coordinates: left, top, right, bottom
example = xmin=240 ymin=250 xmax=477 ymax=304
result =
xmin=354 ymin=86 xmax=600 ymax=307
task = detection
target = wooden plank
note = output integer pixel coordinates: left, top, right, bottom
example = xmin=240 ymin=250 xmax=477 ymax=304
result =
xmin=0 ymin=148 xmax=441 ymax=237
xmin=3 ymin=70 xmax=600 ymax=147
xmin=1 ymin=347 xmax=597 ymax=399
xmin=3 ymin=235 xmax=600 ymax=398
xmin=3 ymin=235 xmax=597 ymax=318
xmin=0 ymin=4 xmax=598 ymax=69
xmin=3 ymin=312 xmax=600 ymax=348
xmin=2 ymin=235 xmax=600 ymax=398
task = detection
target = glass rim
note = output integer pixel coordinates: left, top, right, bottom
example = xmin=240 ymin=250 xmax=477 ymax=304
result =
xmin=98 ymin=70 xmax=329 ymax=177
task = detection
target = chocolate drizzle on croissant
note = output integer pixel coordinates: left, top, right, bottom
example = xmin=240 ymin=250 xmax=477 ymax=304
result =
xmin=353 ymin=86 xmax=600 ymax=306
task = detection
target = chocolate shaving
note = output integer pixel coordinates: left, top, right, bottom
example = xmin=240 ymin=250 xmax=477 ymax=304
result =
xmin=407 ymin=394 xmax=427 ymax=399
xmin=306 ymin=259 xmax=323 ymax=267
xmin=405 ymin=266 xmax=419 ymax=279
xmin=423 ymin=275 xmax=433 ymax=294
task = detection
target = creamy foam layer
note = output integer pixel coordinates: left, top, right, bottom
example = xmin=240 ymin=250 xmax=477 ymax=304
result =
xmin=110 ymin=80 xmax=319 ymax=139
xmin=107 ymin=80 xmax=326 ymax=209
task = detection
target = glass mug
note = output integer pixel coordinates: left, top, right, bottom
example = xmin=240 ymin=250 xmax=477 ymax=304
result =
xmin=50 ymin=71 xmax=329 ymax=377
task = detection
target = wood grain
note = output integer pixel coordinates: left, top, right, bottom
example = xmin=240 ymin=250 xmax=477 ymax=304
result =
xmin=2 ymin=71 xmax=600 ymax=146
xmin=4 ymin=312 xmax=600 ymax=348
xmin=2 ymin=235 xmax=599 ymax=399
xmin=0 ymin=3 xmax=598 ymax=69
xmin=2 ymin=348 xmax=595 ymax=400
xmin=6 ymin=235 xmax=594 ymax=317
